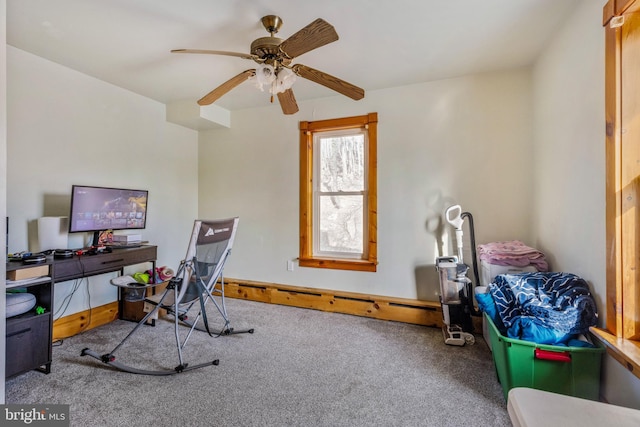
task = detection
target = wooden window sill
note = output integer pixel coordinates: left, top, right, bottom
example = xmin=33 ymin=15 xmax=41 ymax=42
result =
xmin=590 ymin=327 xmax=640 ymax=380
xmin=298 ymin=257 xmax=377 ymax=272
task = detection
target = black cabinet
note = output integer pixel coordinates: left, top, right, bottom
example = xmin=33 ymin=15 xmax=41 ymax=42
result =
xmin=5 ymin=265 xmax=53 ymax=378
xmin=6 ymin=311 xmax=52 ymax=377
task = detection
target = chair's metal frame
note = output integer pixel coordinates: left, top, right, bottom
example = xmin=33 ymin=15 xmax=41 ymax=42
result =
xmin=82 ymin=217 xmax=253 ymax=375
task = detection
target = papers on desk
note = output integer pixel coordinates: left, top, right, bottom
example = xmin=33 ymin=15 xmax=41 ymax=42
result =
xmin=6 ymin=276 xmax=52 ymax=289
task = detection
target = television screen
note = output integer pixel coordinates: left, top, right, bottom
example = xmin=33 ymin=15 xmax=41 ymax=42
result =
xmin=69 ymin=185 xmax=148 ymax=234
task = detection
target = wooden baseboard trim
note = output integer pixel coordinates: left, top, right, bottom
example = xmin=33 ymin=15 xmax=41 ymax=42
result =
xmin=52 ymin=301 xmax=119 ymax=341
xmin=220 ymin=278 xmax=461 ymax=329
xmin=52 ymin=279 xmax=483 ymax=339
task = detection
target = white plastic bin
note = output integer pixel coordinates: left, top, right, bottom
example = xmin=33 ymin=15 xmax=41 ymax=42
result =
xmin=480 ymin=261 xmax=538 ymax=287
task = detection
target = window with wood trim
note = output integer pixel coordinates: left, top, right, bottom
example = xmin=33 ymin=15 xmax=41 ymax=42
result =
xmin=594 ymin=0 xmax=640 ymax=379
xmin=299 ymin=113 xmax=378 ymax=272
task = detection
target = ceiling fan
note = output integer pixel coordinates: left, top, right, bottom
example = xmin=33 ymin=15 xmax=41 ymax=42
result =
xmin=171 ymin=15 xmax=365 ymax=115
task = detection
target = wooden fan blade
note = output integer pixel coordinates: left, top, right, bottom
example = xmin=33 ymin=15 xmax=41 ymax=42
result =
xmin=197 ymin=69 xmax=256 ymax=106
xmin=171 ymin=49 xmax=258 ymax=61
xmin=277 ymin=89 xmax=299 ymax=115
xmin=279 ymin=18 xmax=339 ymax=59
xmin=292 ymin=64 xmax=364 ymax=100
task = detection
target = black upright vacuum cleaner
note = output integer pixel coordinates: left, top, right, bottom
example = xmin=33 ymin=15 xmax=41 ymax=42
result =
xmin=435 ymin=205 xmax=482 ymax=346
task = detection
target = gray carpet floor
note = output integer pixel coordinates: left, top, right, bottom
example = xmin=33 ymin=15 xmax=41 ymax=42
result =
xmin=5 ymin=298 xmax=511 ymax=426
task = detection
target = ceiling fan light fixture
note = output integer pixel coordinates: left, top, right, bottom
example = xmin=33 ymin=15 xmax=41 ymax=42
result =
xmin=254 ymin=63 xmax=276 ymax=91
xmin=271 ymin=67 xmax=297 ymax=95
xmin=253 ymin=64 xmax=297 ymax=96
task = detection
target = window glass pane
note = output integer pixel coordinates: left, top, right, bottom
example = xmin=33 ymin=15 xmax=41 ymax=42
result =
xmin=318 ymin=195 xmax=363 ymax=254
xmin=319 ymin=134 xmax=364 ymax=192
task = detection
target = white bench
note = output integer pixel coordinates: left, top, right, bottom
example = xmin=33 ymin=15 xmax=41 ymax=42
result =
xmin=508 ymin=387 xmax=640 ymax=427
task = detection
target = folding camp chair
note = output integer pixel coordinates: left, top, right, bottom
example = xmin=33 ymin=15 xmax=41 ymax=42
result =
xmin=82 ymin=217 xmax=253 ymax=375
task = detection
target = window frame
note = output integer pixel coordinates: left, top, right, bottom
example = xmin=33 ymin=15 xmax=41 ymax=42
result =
xmin=594 ymin=0 xmax=640 ymax=380
xmin=299 ymin=113 xmax=378 ymax=272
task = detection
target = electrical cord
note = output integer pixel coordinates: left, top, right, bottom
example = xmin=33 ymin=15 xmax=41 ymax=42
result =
xmin=53 ymin=274 xmax=93 ymax=340
xmin=461 ymin=211 xmax=482 ymax=317
xmin=53 ymin=278 xmax=82 ymax=319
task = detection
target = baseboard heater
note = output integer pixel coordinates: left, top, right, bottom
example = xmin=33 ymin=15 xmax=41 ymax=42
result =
xmin=389 ymin=301 xmax=438 ymax=311
xmin=279 ymin=289 xmax=323 ymax=297
xmin=221 ymin=278 xmax=448 ymax=327
xmin=334 ymin=295 xmax=375 ymax=303
xmin=234 ymin=282 xmax=266 ymax=290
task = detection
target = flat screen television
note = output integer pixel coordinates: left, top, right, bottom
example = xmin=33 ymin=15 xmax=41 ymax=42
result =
xmin=68 ymin=185 xmax=148 ymax=245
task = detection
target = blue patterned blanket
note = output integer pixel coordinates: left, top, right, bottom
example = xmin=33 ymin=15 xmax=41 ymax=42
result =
xmin=487 ymin=272 xmax=598 ymax=345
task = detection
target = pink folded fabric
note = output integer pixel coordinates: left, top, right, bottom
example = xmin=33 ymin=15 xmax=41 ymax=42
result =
xmin=477 ymin=240 xmax=548 ymax=271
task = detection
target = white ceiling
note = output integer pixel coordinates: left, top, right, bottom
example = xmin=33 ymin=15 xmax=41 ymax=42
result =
xmin=7 ymin=0 xmax=580 ymax=112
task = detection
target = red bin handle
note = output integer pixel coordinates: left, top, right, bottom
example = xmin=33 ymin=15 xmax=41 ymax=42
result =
xmin=535 ymin=348 xmax=571 ymax=362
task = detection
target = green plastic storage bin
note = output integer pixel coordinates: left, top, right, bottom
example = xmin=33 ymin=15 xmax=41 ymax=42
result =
xmin=485 ymin=313 xmax=604 ymax=401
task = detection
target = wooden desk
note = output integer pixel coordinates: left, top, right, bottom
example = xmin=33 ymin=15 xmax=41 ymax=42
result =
xmin=53 ymin=245 xmax=157 ymax=323
xmin=5 ymin=245 xmax=157 ymax=378
xmin=52 ymin=245 xmax=157 ymax=282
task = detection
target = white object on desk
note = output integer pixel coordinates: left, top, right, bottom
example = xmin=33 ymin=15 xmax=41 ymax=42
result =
xmin=508 ymin=387 xmax=640 ymax=427
xmin=112 ymin=234 xmax=142 ymax=243
xmin=36 ymin=216 xmax=69 ymax=252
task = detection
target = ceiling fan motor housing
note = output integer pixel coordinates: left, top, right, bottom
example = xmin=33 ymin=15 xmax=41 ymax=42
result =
xmin=250 ymin=36 xmax=283 ymax=60
xmin=252 ymin=16 xmax=290 ymax=65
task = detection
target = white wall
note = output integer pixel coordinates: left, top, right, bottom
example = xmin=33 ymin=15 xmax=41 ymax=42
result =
xmin=6 ymin=47 xmax=199 ymax=318
xmin=532 ymin=0 xmax=640 ymax=409
xmin=199 ymin=69 xmax=534 ymax=300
